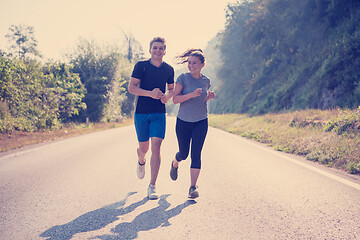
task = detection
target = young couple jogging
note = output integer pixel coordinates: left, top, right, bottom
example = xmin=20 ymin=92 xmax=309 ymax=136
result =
xmin=128 ymin=37 xmax=215 ymax=200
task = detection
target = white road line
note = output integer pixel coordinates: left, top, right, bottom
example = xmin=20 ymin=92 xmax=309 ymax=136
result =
xmin=218 ymin=127 xmax=360 ymax=191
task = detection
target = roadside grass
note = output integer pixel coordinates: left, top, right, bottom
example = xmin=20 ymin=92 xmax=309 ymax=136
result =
xmin=0 ymin=119 xmax=133 ymax=152
xmin=208 ymin=108 xmax=360 ymax=175
xmin=2 ymin=109 xmax=360 ymax=175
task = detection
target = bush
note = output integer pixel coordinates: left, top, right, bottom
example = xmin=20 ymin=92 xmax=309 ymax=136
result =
xmin=0 ymin=55 xmax=86 ymax=133
xmin=324 ymin=108 xmax=360 ymax=135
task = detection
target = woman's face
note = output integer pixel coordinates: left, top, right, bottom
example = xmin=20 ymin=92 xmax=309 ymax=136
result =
xmin=187 ymin=55 xmax=204 ymax=76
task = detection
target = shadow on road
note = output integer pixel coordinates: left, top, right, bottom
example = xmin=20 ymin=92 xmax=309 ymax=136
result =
xmin=40 ymin=192 xmax=144 ymax=240
xmin=40 ymin=192 xmax=195 ymax=240
xmin=93 ymin=194 xmax=196 ymax=240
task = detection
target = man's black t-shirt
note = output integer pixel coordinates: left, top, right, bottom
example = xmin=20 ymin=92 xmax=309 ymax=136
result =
xmin=131 ymin=59 xmax=174 ymax=114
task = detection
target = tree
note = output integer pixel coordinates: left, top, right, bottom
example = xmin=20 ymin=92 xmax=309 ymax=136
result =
xmin=210 ymin=0 xmax=360 ymax=115
xmin=69 ymin=38 xmax=133 ymax=122
xmin=5 ymin=24 xmax=40 ymax=59
xmin=42 ymin=62 xmax=86 ymax=123
xmin=121 ymin=30 xmax=144 ymax=62
xmin=0 ymin=54 xmax=86 ymax=132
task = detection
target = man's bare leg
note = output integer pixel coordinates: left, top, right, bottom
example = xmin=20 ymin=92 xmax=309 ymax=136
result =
xmin=137 ymin=141 xmax=149 ymax=164
xmin=149 ymin=137 xmax=163 ymax=185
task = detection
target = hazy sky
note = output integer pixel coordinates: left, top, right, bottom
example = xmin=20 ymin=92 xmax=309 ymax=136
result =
xmin=0 ymin=0 xmax=238 ymax=63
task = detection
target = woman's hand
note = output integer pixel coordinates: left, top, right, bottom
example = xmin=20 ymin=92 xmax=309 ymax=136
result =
xmin=207 ymin=91 xmax=215 ymax=101
xmin=161 ymin=94 xmax=169 ymax=104
xmin=192 ymin=88 xmax=203 ymax=98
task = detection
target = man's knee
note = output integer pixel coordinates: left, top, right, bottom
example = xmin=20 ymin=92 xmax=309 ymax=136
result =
xmin=138 ymin=141 xmax=149 ymax=153
xmin=151 ymin=137 xmax=163 ymax=153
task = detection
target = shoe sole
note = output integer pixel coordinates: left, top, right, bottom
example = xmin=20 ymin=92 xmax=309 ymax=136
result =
xmin=188 ymin=191 xmax=199 ymax=199
xmin=148 ymin=195 xmax=159 ymax=200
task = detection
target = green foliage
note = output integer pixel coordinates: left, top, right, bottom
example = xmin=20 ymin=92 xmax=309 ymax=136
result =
xmin=104 ymin=57 xmax=134 ymax=122
xmin=0 ymin=55 xmax=86 ymax=133
xmin=5 ymin=24 xmax=40 ymax=59
xmin=209 ymin=110 xmax=360 ymax=174
xmin=42 ymin=62 xmax=87 ymax=122
xmin=121 ymin=31 xmax=144 ymax=63
xmin=1 ymin=24 xmax=141 ymax=132
xmin=211 ymin=0 xmax=360 ymax=114
xmin=1 ymin=33 xmax=139 ymax=133
xmin=347 ymin=162 xmax=360 ymax=174
xmin=323 ymin=108 xmax=360 ymax=135
xmin=69 ymin=39 xmax=134 ymax=122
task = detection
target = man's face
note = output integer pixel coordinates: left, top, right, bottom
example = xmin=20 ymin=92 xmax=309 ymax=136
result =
xmin=149 ymin=42 xmax=166 ymax=60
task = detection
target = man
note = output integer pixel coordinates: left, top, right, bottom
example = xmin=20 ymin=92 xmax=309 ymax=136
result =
xmin=128 ymin=37 xmax=174 ymax=199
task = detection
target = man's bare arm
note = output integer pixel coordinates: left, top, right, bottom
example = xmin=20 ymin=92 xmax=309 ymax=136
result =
xmin=128 ymin=77 xmax=163 ymax=99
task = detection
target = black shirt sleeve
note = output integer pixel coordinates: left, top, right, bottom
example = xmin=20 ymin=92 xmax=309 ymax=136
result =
xmin=131 ymin=61 xmax=144 ymax=80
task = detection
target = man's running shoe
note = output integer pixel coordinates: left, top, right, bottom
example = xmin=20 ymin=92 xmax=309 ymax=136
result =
xmin=147 ymin=184 xmax=159 ymax=200
xmin=137 ymin=160 xmax=145 ymax=179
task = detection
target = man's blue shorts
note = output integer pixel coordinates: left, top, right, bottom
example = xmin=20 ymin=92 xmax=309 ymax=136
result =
xmin=134 ymin=113 xmax=166 ymax=142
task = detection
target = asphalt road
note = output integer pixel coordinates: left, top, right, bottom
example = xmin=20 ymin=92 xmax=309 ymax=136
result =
xmin=1 ymin=117 xmax=360 ymax=240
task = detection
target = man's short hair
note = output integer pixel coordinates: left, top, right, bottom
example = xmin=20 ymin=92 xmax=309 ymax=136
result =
xmin=150 ymin=37 xmax=166 ymax=50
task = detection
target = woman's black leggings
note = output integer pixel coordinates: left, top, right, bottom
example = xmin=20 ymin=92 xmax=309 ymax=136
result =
xmin=175 ymin=117 xmax=208 ymax=169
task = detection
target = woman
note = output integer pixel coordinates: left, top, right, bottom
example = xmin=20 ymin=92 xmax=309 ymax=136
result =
xmin=170 ymin=49 xmax=215 ymax=199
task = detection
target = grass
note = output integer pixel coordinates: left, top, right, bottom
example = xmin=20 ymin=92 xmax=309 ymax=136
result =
xmin=2 ymin=109 xmax=359 ymax=175
xmin=208 ymin=108 xmax=360 ymax=175
xmin=0 ymin=119 xmax=133 ymax=153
